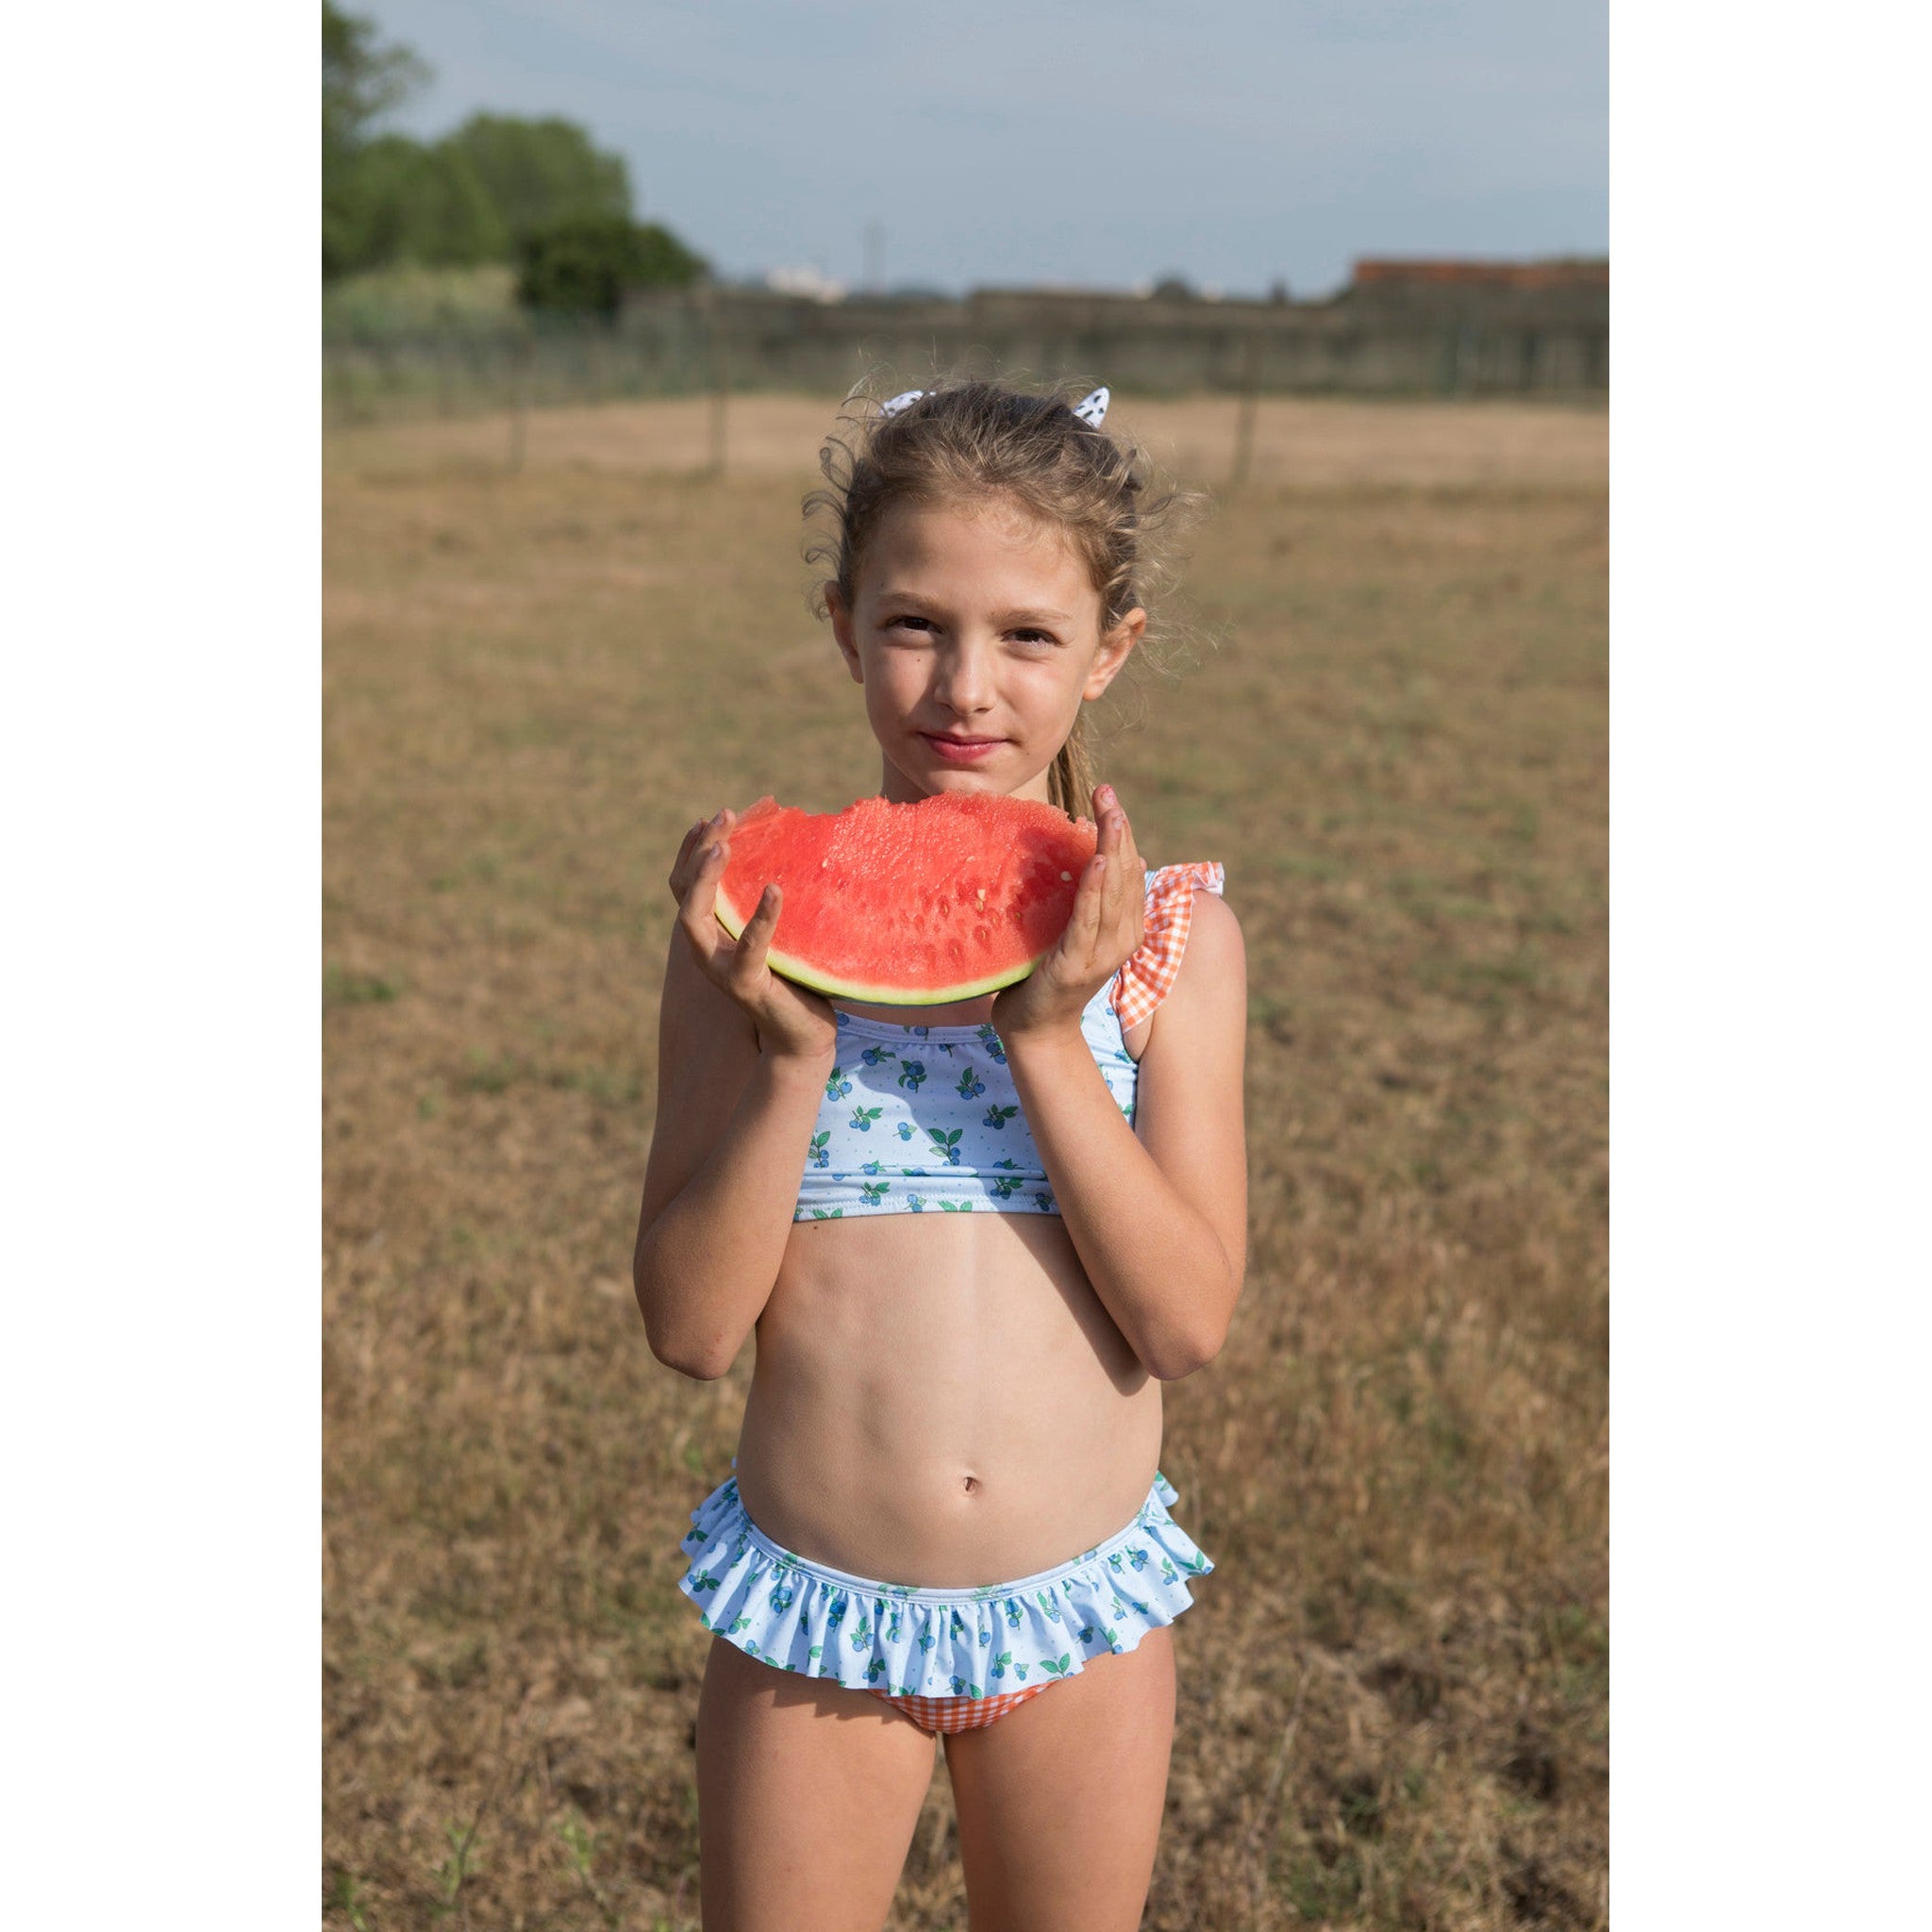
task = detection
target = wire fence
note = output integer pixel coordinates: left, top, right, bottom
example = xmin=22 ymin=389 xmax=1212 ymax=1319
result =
xmin=324 ymin=318 xmax=717 ymax=426
xmin=324 ymin=301 xmax=1608 ymax=430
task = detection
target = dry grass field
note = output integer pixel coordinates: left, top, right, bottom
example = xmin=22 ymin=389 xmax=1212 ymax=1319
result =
xmin=324 ymin=392 xmax=1607 ymax=1930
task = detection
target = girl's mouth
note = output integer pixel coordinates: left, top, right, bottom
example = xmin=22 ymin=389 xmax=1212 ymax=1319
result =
xmin=921 ymin=733 xmax=1004 ymax=763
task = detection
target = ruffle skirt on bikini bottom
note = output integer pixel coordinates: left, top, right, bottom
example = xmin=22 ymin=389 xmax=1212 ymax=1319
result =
xmin=676 ymin=1471 xmax=1213 ymax=1700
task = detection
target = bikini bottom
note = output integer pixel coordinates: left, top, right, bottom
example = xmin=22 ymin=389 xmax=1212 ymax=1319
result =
xmin=676 ymin=1469 xmax=1214 ymax=1723
xmin=874 ymin=1684 xmax=1052 ymax=1733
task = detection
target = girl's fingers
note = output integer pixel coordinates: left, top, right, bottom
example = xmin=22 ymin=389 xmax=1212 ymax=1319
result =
xmin=668 ymin=821 xmax=704 ymax=897
xmin=1091 ymin=787 xmax=1121 ymax=858
xmin=727 ymin=884 xmax=780 ymax=990
xmin=1097 ymin=786 xmax=1135 ymax=896
xmin=1092 ymin=787 xmax=1144 ymax=963
xmin=671 ymin=809 xmax=734 ymax=896
xmin=1107 ymin=790 xmax=1142 ymax=910
xmin=1115 ymin=820 xmax=1142 ymax=927
xmin=743 ymin=881 xmax=780 ymax=947
xmin=1093 ymin=793 xmax=1127 ymax=930
xmin=676 ymin=893 xmax=723 ymax=973
xmin=677 ymin=841 xmax=727 ymax=950
xmin=1060 ymin=852 xmax=1104 ymax=969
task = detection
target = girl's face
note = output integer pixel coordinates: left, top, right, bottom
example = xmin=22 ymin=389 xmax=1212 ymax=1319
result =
xmin=827 ymin=496 xmax=1142 ymax=807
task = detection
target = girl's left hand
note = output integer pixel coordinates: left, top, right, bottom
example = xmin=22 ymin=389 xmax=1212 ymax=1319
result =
xmin=992 ymin=785 xmax=1145 ymax=1042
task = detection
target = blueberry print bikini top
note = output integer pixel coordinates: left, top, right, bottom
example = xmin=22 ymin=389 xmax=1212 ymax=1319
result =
xmin=792 ymin=862 xmax=1224 ymax=1222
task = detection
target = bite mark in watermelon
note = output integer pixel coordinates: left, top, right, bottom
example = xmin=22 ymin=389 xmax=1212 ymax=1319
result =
xmin=713 ymin=792 xmax=1099 ymax=1005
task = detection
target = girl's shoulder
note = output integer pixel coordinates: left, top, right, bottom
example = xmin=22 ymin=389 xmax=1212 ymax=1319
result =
xmin=1117 ymin=861 xmax=1238 ymax=1037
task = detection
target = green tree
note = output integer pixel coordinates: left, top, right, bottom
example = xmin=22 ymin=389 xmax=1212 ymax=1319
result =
xmin=323 ymin=2 xmax=430 ymax=278
xmin=345 ymin=136 xmax=509 ymax=269
xmin=441 ymin=113 xmax=633 ymax=243
xmin=321 ymin=6 xmax=706 ymax=292
xmin=516 ymin=215 xmax=707 ymax=319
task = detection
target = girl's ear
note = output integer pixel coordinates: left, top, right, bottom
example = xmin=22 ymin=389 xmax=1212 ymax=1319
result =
xmin=1084 ymin=607 xmax=1145 ymax=702
xmin=826 ymin=585 xmax=864 ymax=684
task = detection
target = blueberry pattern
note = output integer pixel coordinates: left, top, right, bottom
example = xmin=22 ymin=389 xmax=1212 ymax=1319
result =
xmin=793 ymin=974 xmax=1135 ymax=1221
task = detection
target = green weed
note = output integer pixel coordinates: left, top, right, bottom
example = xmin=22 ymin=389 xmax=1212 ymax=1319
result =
xmin=429 ymin=850 xmax=502 ymax=892
xmin=325 ymin=964 xmax=405 ymax=1007
xmin=1267 ymin=850 xmax=1344 ymax=880
xmin=557 ymin=1810 xmax=622 ymax=1927
xmin=328 ymin=1868 xmax=372 ymax=1931
xmin=1281 ymin=1844 xmax=1365 ymax=1919
xmin=461 ymin=1050 xmax=522 ymax=1093
xmin=550 ymin=1063 xmax=642 ymax=1106
xmin=432 ymin=1818 xmax=479 ymax=1918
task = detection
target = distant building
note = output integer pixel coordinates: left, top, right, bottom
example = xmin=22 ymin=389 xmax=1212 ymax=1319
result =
xmin=763 ymin=264 xmax=848 ymax=304
xmin=1336 ymin=258 xmax=1608 ymax=378
xmin=1349 ymin=257 xmax=1608 ymax=292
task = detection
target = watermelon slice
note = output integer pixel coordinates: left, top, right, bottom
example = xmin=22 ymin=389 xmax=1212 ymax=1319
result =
xmin=713 ymin=792 xmax=1099 ymax=1004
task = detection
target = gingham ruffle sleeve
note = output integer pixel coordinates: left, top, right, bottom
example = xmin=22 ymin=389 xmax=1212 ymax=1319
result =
xmin=1110 ymin=861 xmax=1226 ymax=1033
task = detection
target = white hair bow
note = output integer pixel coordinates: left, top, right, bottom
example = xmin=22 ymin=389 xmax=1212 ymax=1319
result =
xmin=1072 ymin=386 xmax=1109 ymax=427
xmin=878 ymin=386 xmax=1110 ymax=426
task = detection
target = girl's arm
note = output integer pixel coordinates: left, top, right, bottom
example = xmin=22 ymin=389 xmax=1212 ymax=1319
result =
xmin=631 ymin=813 xmax=838 ymax=1379
xmin=631 ymin=940 xmax=833 ymax=1379
xmin=1002 ymin=895 xmax=1247 ymax=1381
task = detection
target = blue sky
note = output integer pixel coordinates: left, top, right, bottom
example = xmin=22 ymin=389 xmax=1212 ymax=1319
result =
xmin=368 ymin=0 xmax=1606 ymax=298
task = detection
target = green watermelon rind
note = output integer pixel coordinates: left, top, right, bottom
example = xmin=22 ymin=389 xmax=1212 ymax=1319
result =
xmin=714 ymin=890 xmax=1048 ymax=1006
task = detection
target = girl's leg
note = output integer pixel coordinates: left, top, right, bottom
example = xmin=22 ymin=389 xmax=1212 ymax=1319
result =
xmin=694 ymin=1636 xmax=938 ymax=1932
xmin=941 ymin=1626 xmax=1175 ymax=1932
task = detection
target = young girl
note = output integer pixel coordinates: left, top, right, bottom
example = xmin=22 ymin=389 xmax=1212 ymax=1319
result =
xmin=632 ymin=380 xmax=1247 ymax=1931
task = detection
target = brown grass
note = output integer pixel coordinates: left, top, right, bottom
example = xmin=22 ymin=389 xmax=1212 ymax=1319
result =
xmin=335 ymin=391 xmax=1608 ymax=492
xmin=324 ymin=392 xmax=1607 ymax=1930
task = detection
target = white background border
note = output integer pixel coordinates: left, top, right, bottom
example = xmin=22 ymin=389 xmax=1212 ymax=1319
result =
xmin=6 ymin=2 xmax=1927 ymax=1924
xmin=1611 ymin=2 xmax=1928 ymax=1923
xmin=4 ymin=3 xmax=319 ymax=1921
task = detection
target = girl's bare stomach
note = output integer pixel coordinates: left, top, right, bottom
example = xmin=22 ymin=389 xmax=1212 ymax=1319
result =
xmin=733 ymin=1210 xmax=1164 ymax=1586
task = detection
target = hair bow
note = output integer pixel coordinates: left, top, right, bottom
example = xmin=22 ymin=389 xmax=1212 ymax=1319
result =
xmin=878 ymin=386 xmax=1110 ymax=426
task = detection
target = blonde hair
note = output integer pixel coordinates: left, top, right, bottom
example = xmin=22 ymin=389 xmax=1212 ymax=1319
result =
xmin=805 ymin=379 xmax=1196 ymax=817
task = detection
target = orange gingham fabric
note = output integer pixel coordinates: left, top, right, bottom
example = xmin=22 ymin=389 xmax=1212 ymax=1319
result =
xmin=1111 ymin=862 xmax=1226 ymax=1034
xmin=873 ymin=1684 xmax=1051 ymax=1733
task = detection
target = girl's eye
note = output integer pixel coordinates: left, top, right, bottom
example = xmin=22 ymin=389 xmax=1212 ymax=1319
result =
xmin=1010 ymin=629 xmax=1058 ymax=647
xmin=887 ymin=615 xmax=934 ymax=635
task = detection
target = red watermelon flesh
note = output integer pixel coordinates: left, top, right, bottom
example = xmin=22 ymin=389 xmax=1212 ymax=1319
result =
xmin=713 ymin=792 xmax=1099 ymax=1004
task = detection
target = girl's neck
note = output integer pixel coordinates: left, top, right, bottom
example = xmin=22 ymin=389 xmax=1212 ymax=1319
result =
xmin=832 ymin=992 xmax=998 ymax=1028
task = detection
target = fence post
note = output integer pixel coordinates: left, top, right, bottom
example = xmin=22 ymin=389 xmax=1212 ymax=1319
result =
xmin=326 ymin=342 xmax=356 ymax=429
xmin=706 ymin=291 xmax=728 ymax=477
xmin=1457 ymin=321 xmax=1479 ymax=395
xmin=1229 ymin=333 xmax=1261 ymax=488
xmin=508 ymin=336 xmax=531 ymax=474
xmin=435 ymin=302 xmax=456 ymax=418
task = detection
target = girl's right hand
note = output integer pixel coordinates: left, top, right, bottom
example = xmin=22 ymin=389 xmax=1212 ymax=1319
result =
xmin=670 ymin=809 xmax=840 ymax=1064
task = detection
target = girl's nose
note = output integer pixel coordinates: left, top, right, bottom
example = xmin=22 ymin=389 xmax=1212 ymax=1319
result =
xmin=933 ymin=641 xmax=995 ymax=715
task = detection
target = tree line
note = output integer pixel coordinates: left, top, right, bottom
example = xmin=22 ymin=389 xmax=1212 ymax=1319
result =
xmin=323 ymin=4 xmax=706 ymax=315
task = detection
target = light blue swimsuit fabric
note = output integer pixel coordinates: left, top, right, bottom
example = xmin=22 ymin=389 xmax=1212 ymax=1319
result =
xmin=796 ymin=977 xmax=1134 ymax=1220
xmin=678 ymin=1472 xmax=1213 ymax=1697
